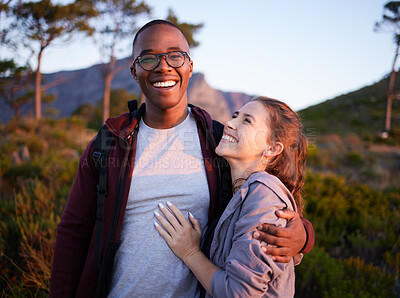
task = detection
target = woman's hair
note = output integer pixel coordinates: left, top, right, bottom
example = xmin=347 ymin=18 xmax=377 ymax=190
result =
xmin=253 ymin=96 xmax=307 ymax=212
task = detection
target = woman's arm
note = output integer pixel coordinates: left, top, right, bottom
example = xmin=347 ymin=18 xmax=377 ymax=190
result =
xmin=207 ymin=183 xmax=293 ymax=297
xmin=155 ymin=181 xmax=294 ymax=297
xmin=154 ymin=202 xmax=219 ymax=293
xmin=253 ymin=209 xmax=315 ymax=262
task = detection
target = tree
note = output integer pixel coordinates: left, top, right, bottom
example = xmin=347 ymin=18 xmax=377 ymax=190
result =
xmin=0 ymin=59 xmax=34 ymax=118
xmin=0 ymin=0 xmax=12 ymax=38
xmin=375 ymin=1 xmax=400 ymax=135
xmin=10 ymin=0 xmax=98 ymax=120
xmin=166 ymin=9 xmax=203 ymax=49
xmin=90 ymin=0 xmax=150 ymax=123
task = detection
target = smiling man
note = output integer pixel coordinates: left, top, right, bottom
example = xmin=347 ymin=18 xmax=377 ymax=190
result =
xmin=50 ymin=20 xmax=314 ymax=297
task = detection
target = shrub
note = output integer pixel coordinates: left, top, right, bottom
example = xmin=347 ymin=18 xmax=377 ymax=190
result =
xmin=296 ymin=247 xmax=397 ymax=297
xmin=0 ymin=180 xmax=60 ymax=296
xmin=344 ymin=151 xmax=364 ymax=167
xmin=304 ymin=172 xmax=398 ymax=263
xmin=4 ymin=164 xmax=43 ymax=180
xmin=0 ymin=152 xmax=11 ymax=177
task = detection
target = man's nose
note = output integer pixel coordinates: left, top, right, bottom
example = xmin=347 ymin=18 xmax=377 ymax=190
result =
xmin=155 ymin=54 xmax=171 ymax=70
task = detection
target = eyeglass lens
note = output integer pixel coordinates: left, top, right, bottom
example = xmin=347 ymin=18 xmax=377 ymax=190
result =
xmin=138 ymin=51 xmax=186 ymax=70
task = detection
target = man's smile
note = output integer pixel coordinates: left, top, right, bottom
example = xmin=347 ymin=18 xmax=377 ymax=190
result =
xmin=152 ymin=80 xmax=177 ymax=88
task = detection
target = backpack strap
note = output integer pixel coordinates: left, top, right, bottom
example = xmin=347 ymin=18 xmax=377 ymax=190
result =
xmin=211 ymin=120 xmax=224 ymax=144
xmin=92 ymin=125 xmax=115 ymax=271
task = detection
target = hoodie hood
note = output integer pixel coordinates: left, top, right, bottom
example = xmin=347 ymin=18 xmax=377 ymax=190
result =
xmin=105 ymin=103 xmax=146 ymax=140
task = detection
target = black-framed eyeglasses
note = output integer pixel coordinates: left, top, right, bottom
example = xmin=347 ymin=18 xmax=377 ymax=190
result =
xmin=132 ymin=51 xmax=191 ymax=71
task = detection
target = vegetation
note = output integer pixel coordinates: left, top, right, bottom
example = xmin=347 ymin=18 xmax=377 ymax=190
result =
xmin=296 ymin=172 xmax=400 ymax=297
xmin=91 ymin=0 xmax=150 ymax=123
xmin=0 ymin=60 xmax=34 ymax=119
xmin=0 ymin=116 xmax=91 ymax=296
xmin=7 ymin=0 xmax=98 ymax=120
xmin=72 ymin=88 xmax=140 ymax=130
xmin=375 ymin=1 xmax=400 ymax=133
xmin=1 ymin=99 xmax=399 ymax=296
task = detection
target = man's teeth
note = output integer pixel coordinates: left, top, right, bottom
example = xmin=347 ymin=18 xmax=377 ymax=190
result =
xmin=153 ymin=81 xmax=177 ymax=88
xmin=222 ymin=134 xmax=238 ymax=143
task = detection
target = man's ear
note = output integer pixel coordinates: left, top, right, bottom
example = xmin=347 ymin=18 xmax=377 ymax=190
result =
xmin=188 ymin=59 xmax=193 ymax=78
xmin=130 ymin=64 xmax=138 ymax=82
xmin=263 ymin=142 xmax=284 ymax=158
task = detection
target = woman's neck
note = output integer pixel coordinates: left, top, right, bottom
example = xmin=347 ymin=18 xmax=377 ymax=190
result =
xmin=228 ymin=159 xmax=265 ymax=191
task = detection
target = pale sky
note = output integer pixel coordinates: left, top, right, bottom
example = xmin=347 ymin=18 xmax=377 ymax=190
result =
xmin=39 ymin=0 xmax=393 ymax=111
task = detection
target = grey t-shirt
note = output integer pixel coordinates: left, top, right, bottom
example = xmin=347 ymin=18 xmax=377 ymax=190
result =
xmin=108 ymin=110 xmax=210 ymax=297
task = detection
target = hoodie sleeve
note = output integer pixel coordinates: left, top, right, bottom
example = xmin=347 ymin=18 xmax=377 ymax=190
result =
xmin=50 ymin=139 xmax=98 ymax=297
xmin=300 ymin=214 xmax=315 ymax=254
xmin=210 ymin=182 xmax=295 ymax=298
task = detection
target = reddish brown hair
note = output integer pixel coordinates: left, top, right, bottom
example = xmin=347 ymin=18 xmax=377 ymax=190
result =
xmin=253 ymin=96 xmax=307 ymax=212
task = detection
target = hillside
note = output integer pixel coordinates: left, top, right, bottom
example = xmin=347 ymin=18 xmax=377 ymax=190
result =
xmin=299 ymin=74 xmax=400 ymax=141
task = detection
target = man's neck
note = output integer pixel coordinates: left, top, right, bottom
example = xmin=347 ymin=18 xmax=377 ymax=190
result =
xmin=143 ymin=103 xmax=189 ymax=129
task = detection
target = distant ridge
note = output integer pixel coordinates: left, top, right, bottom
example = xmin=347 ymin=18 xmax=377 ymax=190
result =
xmin=0 ymin=57 xmax=253 ymax=123
xmin=1 ymin=58 xmax=397 ymax=140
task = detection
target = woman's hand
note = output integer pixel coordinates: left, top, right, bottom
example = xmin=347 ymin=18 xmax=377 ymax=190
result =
xmin=154 ymin=201 xmax=202 ymax=262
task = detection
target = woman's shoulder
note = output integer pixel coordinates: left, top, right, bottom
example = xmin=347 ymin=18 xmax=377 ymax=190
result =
xmin=244 ymin=171 xmax=297 ymax=212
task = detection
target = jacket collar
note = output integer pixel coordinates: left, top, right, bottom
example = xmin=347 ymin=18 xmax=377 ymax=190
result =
xmin=105 ymin=102 xmax=214 ymax=142
xmin=104 ymin=103 xmax=145 ymax=140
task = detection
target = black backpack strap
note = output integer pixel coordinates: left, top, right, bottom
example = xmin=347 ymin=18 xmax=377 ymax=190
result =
xmin=211 ymin=120 xmax=224 ymax=143
xmin=92 ymin=125 xmax=116 ymax=271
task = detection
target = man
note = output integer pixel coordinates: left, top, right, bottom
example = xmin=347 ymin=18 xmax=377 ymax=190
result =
xmin=50 ymin=20 xmax=314 ymax=297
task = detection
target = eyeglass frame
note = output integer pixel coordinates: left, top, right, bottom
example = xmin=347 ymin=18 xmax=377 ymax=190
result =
xmin=131 ymin=51 xmax=191 ymax=72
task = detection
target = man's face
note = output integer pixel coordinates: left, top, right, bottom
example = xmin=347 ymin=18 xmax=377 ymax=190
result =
xmin=132 ymin=24 xmax=193 ymax=113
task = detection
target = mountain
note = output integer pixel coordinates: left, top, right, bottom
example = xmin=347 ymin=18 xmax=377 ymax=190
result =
xmin=0 ymin=57 xmax=253 ymax=123
xmin=2 ymin=57 xmax=399 ymax=142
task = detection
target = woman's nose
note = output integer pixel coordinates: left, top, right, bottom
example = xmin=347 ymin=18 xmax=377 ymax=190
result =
xmin=225 ymin=119 xmax=235 ymax=130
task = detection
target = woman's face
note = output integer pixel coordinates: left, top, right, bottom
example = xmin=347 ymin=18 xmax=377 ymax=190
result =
xmin=215 ymin=101 xmax=271 ymax=165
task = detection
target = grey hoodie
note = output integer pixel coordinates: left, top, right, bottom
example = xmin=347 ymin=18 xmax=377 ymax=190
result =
xmin=208 ymin=171 xmax=298 ymax=298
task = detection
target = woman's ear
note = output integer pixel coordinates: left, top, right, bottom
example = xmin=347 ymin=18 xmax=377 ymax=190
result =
xmin=263 ymin=142 xmax=284 ymax=158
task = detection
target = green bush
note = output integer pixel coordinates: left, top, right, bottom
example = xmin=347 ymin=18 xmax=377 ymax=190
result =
xmin=0 ymin=180 xmax=60 ymax=296
xmin=344 ymin=151 xmax=364 ymax=166
xmin=304 ymin=172 xmax=398 ymax=262
xmin=0 ymin=152 xmax=11 ymax=177
xmin=4 ymin=164 xmax=43 ymax=180
xmin=296 ymin=247 xmax=397 ymax=297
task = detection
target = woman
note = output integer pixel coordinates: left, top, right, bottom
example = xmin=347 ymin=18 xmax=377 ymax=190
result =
xmin=154 ymin=96 xmax=307 ymax=297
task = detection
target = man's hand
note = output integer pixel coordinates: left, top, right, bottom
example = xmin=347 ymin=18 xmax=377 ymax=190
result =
xmin=253 ymin=209 xmax=306 ymax=263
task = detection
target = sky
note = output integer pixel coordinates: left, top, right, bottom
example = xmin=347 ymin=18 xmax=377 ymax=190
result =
xmin=38 ymin=0 xmax=394 ymax=111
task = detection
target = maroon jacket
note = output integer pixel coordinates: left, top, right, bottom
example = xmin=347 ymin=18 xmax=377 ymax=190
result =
xmin=50 ymin=103 xmax=314 ymax=297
